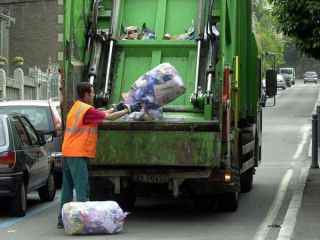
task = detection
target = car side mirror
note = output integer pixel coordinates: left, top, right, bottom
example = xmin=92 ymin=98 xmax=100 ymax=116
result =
xmin=266 ymin=70 xmax=277 ymax=97
xmin=37 ymin=130 xmax=55 ymax=145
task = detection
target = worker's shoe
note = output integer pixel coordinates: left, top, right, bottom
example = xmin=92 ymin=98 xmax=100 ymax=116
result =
xmin=57 ymin=223 xmax=64 ymax=229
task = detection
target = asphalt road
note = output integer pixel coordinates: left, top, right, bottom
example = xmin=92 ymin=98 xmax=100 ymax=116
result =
xmin=0 ymin=80 xmax=318 ymax=240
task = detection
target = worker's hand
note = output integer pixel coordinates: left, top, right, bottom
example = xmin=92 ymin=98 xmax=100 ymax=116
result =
xmin=125 ymin=102 xmax=142 ymax=113
xmin=112 ymin=102 xmax=125 ymax=111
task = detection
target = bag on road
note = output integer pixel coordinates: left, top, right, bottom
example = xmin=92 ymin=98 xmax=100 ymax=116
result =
xmin=62 ymin=201 xmax=128 ymax=235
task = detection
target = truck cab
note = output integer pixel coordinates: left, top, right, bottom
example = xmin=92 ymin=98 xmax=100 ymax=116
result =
xmin=279 ymin=68 xmax=296 ymax=85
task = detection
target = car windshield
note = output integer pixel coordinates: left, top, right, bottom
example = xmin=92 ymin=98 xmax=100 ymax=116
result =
xmin=280 ymin=69 xmax=293 ymax=74
xmin=305 ymin=72 xmax=317 ymax=77
xmin=0 ymin=106 xmax=50 ymax=131
xmin=0 ymin=118 xmax=6 ymax=146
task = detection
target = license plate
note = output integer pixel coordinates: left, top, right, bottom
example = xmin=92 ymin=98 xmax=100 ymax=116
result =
xmin=132 ymin=174 xmax=169 ymax=183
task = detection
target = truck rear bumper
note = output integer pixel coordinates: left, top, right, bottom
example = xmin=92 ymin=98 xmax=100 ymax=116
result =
xmin=89 ymin=167 xmax=240 ymax=197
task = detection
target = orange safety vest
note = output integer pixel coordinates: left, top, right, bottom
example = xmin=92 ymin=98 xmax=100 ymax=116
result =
xmin=62 ymin=100 xmax=98 ymax=158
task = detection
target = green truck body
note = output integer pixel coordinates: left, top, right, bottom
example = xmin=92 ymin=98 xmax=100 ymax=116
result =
xmin=63 ymin=0 xmax=271 ymax=211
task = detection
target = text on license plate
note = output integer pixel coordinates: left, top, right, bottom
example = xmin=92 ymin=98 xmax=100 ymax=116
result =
xmin=132 ymin=174 xmax=169 ymax=183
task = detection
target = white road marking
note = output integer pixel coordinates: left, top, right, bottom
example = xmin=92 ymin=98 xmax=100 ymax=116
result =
xmin=293 ymin=125 xmax=311 ymax=159
xmin=253 ymin=169 xmax=293 ymax=240
xmin=276 ymin=164 xmax=309 ymax=240
xmin=0 ymin=194 xmax=60 ymax=228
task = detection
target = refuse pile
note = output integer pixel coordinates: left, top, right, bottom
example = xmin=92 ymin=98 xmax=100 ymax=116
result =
xmin=120 ymin=23 xmax=155 ymax=40
xmin=62 ymin=201 xmax=128 ymax=235
xmin=163 ymin=20 xmax=195 ymax=40
xmin=123 ymin=63 xmax=186 ymax=121
xmin=120 ymin=20 xmax=195 ymax=40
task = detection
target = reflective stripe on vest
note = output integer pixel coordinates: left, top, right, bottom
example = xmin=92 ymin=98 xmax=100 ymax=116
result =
xmin=65 ymin=103 xmax=97 ymax=134
xmin=62 ymin=101 xmax=98 ymax=158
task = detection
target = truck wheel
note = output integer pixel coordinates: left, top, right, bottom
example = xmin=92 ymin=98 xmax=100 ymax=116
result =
xmin=193 ymin=194 xmax=216 ymax=211
xmin=217 ymin=192 xmax=239 ymax=212
xmin=116 ymin=188 xmax=136 ymax=211
xmin=54 ymin=172 xmax=63 ymax=189
xmin=11 ymin=182 xmax=27 ymax=217
xmin=38 ymin=172 xmax=56 ymax=202
xmin=240 ymin=167 xmax=254 ymax=193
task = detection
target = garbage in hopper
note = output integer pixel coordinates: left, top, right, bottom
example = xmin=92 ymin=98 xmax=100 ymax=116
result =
xmin=62 ymin=201 xmax=128 ymax=235
xmin=123 ymin=63 xmax=186 ymax=121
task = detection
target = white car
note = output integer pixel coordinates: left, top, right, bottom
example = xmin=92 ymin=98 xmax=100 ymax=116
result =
xmin=277 ymin=74 xmax=286 ymax=90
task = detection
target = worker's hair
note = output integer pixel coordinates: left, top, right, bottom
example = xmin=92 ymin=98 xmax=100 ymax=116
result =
xmin=76 ymin=82 xmax=93 ymax=100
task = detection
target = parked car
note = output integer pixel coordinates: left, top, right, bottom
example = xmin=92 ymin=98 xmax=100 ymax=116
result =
xmin=0 ymin=112 xmax=56 ymax=216
xmin=277 ymin=74 xmax=286 ymax=90
xmin=304 ymin=71 xmax=318 ymax=84
xmin=0 ymin=99 xmax=63 ymax=187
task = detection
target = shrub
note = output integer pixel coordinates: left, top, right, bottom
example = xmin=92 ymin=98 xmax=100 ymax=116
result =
xmin=0 ymin=56 xmax=7 ymax=64
xmin=12 ymin=56 xmax=24 ymax=64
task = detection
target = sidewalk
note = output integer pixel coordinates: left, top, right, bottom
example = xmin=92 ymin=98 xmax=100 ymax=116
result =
xmin=291 ymin=166 xmax=320 ymax=240
xmin=288 ymin=132 xmax=320 ymax=240
xmin=290 ymin=87 xmax=320 ymax=239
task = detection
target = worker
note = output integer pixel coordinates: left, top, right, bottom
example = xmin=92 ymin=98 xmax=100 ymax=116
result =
xmin=57 ymin=82 xmax=141 ymax=229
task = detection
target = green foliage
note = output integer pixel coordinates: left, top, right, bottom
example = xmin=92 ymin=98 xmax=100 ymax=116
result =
xmin=268 ymin=0 xmax=320 ymax=60
xmin=0 ymin=56 xmax=7 ymax=63
xmin=12 ymin=56 xmax=24 ymax=64
xmin=253 ymin=0 xmax=285 ymax=69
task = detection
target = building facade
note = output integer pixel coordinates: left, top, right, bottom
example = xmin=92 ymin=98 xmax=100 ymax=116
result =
xmin=0 ymin=0 xmax=63 ymax=72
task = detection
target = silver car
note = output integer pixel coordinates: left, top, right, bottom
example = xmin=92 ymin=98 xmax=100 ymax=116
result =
xmin=304 ymin=71 xmax=318 ymax=84
xmin=0 ymin=98 xmax=63 ymax=188
xmin=277 ymin=74 xmax=286 ymax=90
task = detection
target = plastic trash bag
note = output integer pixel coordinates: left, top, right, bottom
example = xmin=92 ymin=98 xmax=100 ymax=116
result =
xmin=62 ymin=201 xmax=128 ymax=235
xmin=123 ymin=63 xmax=186 ymax=121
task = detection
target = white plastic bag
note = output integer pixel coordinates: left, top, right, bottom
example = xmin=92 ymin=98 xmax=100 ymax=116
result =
xmin=124 ymin=63 xmax=186 ymax=121
xmin=62 ymin=201 xmax=128 ymax=235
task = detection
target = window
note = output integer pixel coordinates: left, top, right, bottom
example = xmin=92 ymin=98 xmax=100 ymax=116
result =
xmin=0 ymin=106 xmax=50 ymax=130
xmin=0 ymin=118 xmax=6 ymax=146
xmin=20 ymin=117 xmax=39 ymax=145
xmin=13 ymin=117 xmax=30 ymax=146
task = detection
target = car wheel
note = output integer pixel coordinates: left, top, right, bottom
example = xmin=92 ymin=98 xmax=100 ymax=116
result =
xmin=11 ymin=182 xmax=27 ymax=217
xmin=38 ymin=172 xmax=56 ymax=202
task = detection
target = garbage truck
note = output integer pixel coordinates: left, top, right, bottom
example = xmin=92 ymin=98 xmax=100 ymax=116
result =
xmin=62 ymin=0 xmax=277 ymax=211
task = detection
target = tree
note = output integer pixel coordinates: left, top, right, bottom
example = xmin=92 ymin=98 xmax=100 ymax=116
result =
xmin=253 ymin=0 xmax=285 ymax=69
xmin=268 ymin=0 xmax=320 ymax=60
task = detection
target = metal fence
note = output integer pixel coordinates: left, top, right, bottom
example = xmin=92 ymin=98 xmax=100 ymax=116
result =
xmin=0 ymin=66 xmax=60 ymax=101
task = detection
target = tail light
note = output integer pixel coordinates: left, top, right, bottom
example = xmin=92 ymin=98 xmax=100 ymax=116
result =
xmin=0 ymin=151 xmax=16 ymax=168
xmin=51 ymin=110 xmax=61 ymax=130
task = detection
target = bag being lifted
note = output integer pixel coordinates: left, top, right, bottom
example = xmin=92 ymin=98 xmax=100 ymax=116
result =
xmin=62 ymin=201 xmax=128 ymax=235
xmin=124 ymin=63 xmax=186 ymax=121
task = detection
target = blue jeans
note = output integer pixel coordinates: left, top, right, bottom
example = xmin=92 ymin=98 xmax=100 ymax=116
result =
xmin=57 ymin=157 xmax=90 ymax=225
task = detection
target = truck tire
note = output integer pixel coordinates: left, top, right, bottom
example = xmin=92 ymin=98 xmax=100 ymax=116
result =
xmin=54 ymin=172 xmax=63 ymax=189
xmin=217 ymin=192 xmax=239 ymax=212
xmin=240 ymin=167 xmax=254 ymax=193
xmin=38 ymin=172 xmax=56 ymax=202
xmin=11 ymin=182 xmax=27 ymax=217
xmin=193 ymin=194 xmax=216 ymax=211
xmin=116 ymin=188 xmax=136 ymax=211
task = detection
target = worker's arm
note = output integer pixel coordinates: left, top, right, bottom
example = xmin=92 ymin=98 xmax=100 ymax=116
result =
xmin=103 ymin=102 xmax=142 ymax=121
xmin=105 ymin=108 xmax=115 ymax=114
xmin=103 ymin=108 xmax=129 ymax=121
